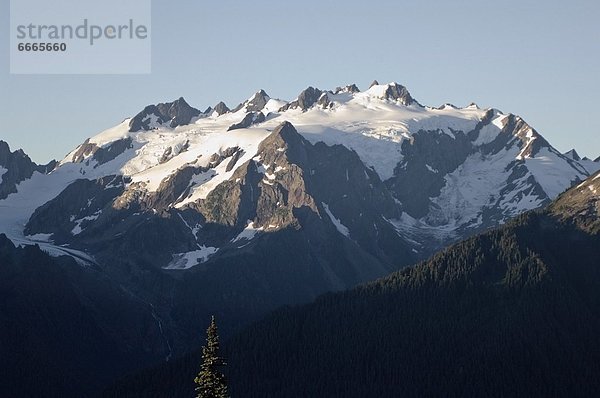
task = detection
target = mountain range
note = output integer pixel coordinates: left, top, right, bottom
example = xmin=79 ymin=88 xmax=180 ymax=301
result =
xmin=1 ymin=81 xmax=599 ymax=395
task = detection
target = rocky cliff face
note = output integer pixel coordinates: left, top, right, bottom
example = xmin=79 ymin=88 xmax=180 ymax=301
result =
xmin=279 ymin=87 xmax=326 ymax=112
xmin=0 ymin=140 xmax=55 ymax=199
xmin=129 ymin=97 xmax=201 ymax=131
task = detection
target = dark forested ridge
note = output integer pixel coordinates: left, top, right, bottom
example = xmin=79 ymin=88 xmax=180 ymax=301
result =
xmin=108 ymin=172 xmax=600 ymax=397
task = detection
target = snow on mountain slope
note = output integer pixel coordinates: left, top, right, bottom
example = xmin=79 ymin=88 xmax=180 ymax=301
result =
xmin=165 ymin=245 xmax=219 ymax=270
xmin=0 ymin=164 xmax=99 ymax=263
xmin=1 ymin=81 xmax=598 ymax=260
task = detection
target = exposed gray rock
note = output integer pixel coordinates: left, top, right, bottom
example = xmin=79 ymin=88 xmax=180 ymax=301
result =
xmin=213 ymin=101 xmax=230 ymax=115
xmin=225 ymin=149 xmax=244 ymax=172
xmin=385 ymin=111 xmax=579 ymax=252
xmin=71 ymin=138 xmax=133 ymax=167
xmin=146 ymin=166 xmax=201 ymax=211
xmin=0 ymin=140 xmax=55 ymax=199
xmin=93 ymin=138 xmax=134 ymax=165
xmin=129 ymin=97 xmax=201 ymax=131
xmin=232 ymin=90 xmax=270 ymax=113
xmin=279 ymin=87 xmax=324 ymax=112
xmin=564 ymin=149 xmax=581 ymax=161
xmin=334 ymin=84 xmax=360 ymax=94
xmin=200 ymin=121 xmax=413 ymax=270
xmin=158 ymin=140 xmax=189 ymax=164
xmin=595 ymin=156 xmax=600 ymax=162
xmin=200 ymin=160 xmax=263 ymax=227
xmin=70 ymin=139 xmax=98 ymax=164
xmin=24 ymin=175 xmax=128 ymax=242
xmin=131 ymin=146 xmax=244 ymax=211
xmin=317 ymin=92 xmax=332 ymax=109
xmin=383 ymin=83 xmax=415 ymax=106
xmin=227 ymin=112 xmax=265 ymax=131
xmin=467 ymin=108 xmax=497 ymax=141
xmin=369 ymin=80 xmax=379 ymax=88
xmin=159 ymin=147 xmax=173 ymax=164
xmin=386 ymin=129 xmax=472 ymax=218
xmin=505 ymin=115 xmax=550 ymax=158
xmin=438 ymin=103 xmax=458 ymax=110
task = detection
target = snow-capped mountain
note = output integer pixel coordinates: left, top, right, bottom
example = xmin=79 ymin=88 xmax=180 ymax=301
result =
xmin=1 ymin=81 xmax=599 ymax=383
xmin=2 ymin=81 xmax=597 ymax=264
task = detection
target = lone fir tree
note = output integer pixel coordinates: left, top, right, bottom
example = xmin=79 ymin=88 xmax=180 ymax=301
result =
xmin=194 ymin=316 xmax=228 ymax=398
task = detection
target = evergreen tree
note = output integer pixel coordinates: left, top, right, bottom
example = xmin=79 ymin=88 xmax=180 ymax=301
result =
xmin=194 ymin=316 xmax=228 ymax=398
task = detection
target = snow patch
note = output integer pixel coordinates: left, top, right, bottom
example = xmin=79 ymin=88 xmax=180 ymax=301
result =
xmin=474 ymin=114 xmax=505 ymax=146
xmin=322 ymin=203 xmax=350 ymax=237
xmin=232 ymin=221 xmax=263 ymax=243
xmin=165 ymin=246 xmax=218 ymax=270
xmin=71 ymin=210 xmax=102 ymax=235
xmin=425 ymin=164 xmax=438 ymax=173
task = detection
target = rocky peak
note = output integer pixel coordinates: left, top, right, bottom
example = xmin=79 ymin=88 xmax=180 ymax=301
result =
xmin=129 ymin=97 xmax=201 ymax=131
xmin=213 ymin=101 xmax=230 ymax=116
xmin=200 ymin=120 xmax=406 ymax=258
xmin=70 ymin=138 xmax=133 ymax=167
xmin=505 ymin=115 xmax=551 ymax=159
xmin=439 ymin=103 xmax=458 ymax=110
xmin=257 ymin=121 xmax=310 ymax=166
xmin=279 ymin=87 xmax=324 ymax=112
xmin=247 ymin=90 xmax=270 ymax=112
xmin=334 ymin=84 xmax=360 ymax=94
xmin=227 ymin=112 xmax=266 ymax=131
xmin=564 ymin=149 xmax=581 ymax=161
xmin=233 ymin=90 xmax=271 ymax=113
xmin=383 ymin=82 xmax=415 ymax=105
xmin=595 ymin=156 xmax=600 ymax=163
xmin=0 ymin=140 xmax=54 ymax=199
xmin=369 ymin=80 xmax=379 ymax=88
xmin=366 ymin=82 xmax=415 ymax=106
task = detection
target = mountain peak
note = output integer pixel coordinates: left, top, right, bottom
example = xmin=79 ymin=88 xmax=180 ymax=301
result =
xmin=265 ymin=121 xmax=306 ymax=146
xmin=213 ymin=101 xmax=230 ymax=116
xmin=279 ymin=86 xmax=325 ymax=112
xmin=334 ymin=84 xmax=360 ymax=94
xmin=256 ymin=121 xmax=310 ymax=165
xmin=564 ymin=149 xmax=581 ymax=161
xmin=385 ymin=82 xmax=415 ymax=105
xmin=232 ymin=90 xmax=271 ymax=113
xmin=0 ymin=140 xmax=54 ymax=200
xmin=369 ymin=80 xmax=379 ymax=88
xmin=129 ymin=97 xmax=201 ymax=131
xmin=366 ymin=82 xmax=415 ymax=105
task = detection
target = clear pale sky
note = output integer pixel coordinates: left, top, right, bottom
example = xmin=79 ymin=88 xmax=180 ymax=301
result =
xmin=1 ymin=0 xmax=599 ymax=163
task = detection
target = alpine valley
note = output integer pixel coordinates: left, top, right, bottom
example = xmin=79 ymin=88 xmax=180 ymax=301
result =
xmin=1 ymin=81 xmax=598 ymax=396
